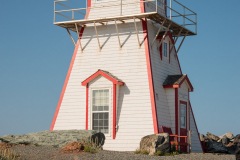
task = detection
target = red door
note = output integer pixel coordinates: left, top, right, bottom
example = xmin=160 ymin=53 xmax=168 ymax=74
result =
xmin=180 ymin=102 xmax=188 ymax=152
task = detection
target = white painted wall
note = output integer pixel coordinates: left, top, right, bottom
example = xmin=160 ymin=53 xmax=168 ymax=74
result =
xmin=88 ymin=0 xmax=141 ymax=20
xmin=54 ymin=19 xmax=155 ymax=151
xmin=147 ymin=21 xmax=181 ymax=131
xmin=190 ymin=106 xmax=203 ymax=152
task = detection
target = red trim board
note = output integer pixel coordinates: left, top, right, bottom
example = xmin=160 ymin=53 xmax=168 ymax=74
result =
xmin=82 ymin=70 xmax=124 ymax=86
xmin=113 ymin=84 xmax=117 ymax=139
xmin=140 ymin=2 xmax=159 ymax=134
xmin=86 ymin=85 xmax=89 ymax=130
xmin=175 ymin=88 xmax=178 ymax=135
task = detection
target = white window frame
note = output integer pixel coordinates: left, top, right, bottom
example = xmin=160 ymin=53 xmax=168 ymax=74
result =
xmin=180 ymin=103 xmax=187 ymax=129
xmin=90 ymin=88 xmax=111 ymax=135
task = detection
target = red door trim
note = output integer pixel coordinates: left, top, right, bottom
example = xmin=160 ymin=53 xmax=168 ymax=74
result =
xmin=175 ymin=88 xmax=178 ymax=135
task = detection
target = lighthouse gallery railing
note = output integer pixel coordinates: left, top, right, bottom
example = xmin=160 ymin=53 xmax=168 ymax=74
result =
xmin=54 ymin=0 xmax=197 ymax=35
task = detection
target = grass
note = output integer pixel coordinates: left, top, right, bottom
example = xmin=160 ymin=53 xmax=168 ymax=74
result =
xmin=0 ymin=148 xmax=18 ymax=160
xmin=134 ymin=148 xmax=149 ymax=155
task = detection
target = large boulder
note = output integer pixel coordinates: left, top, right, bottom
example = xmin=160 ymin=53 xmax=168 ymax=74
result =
xmin=0 ymin=130 xmax=105 ymax=148
xmin=234 ymin=135 xmax=240 ymax=144
xmin=140 ymin=133 xmax=170 ymax=155
xmin=206 ymin=140 xmax=228 ymax=153
xmin=236 ymin=148 xmax=240 ymax=160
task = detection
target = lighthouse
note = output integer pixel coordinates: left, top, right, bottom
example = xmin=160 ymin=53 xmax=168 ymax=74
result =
xmin=51 ymin=0 xmax=203 ymax=152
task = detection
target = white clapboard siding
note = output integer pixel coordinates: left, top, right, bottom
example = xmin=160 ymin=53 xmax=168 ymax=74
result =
xmin=89 ymin=0 xmax=141 ymax=19
xmin=165 ymin=88 xmax=175 ymax=133
xmin=54 ymin=19 xmax=154 ymax=151
xmin=190 ymin=106 xmax=203 ymax=152
xmin=147 ymin=21 xmax=181 ymax=129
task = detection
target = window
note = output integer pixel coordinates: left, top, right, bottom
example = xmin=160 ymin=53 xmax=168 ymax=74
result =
xmin=163 ymin=42 xmax=168 ymax=57
xmin=92 ymin=89 xmax=109 ymax=134
xmin=180 ymin=103 xmax=187 ymax=128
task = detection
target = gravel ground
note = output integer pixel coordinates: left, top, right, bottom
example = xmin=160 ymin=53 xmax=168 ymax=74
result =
xmin=9 ymin=145 xmax=236 ymax=160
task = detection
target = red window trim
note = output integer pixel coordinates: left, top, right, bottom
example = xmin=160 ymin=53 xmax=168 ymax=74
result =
xmin=82 ymin=70 xmax=124 ymax=86
xmin=82 ymin=70 xmax=124 ymax=139
xmin=175 ymin=88 xmax=178 ymax=135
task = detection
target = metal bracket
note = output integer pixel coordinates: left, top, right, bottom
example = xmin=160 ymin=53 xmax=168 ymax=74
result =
xmin=75 ymin=23 xmax=83 ymax=51
xmin=115 ymin=20 xmax=122 ymax=48
xmin=158 ymin=22 xmax=172 ymax=45
xmin=151 ymin=19 xmax=166 ymax=48
xmin=133 ymin=17 xmax=141 ymax=47
xmin=66 ymin=28 xmax=76 ymax=46
xmin=94 ymin=22 xmax=102 ymax=50
xmin=176 ymin=33 xmax=188 ymax=54
xmin=169 ymin=28 xmax=183 ymax=54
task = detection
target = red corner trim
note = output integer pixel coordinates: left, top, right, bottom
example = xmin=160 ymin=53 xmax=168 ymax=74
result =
xmin=86 ymin=85 xmax=89 ymax=130
xmin=85 ymin=0 xmax=91 ymax=19
xmin=50 ymin=28 xmax=85 ymax=131
xmin=189 ymin=102 xmax=204 ymax=152
xmin=81 ymin=70 xmax=124 ymax=86
xmin=113 ymin=84 xmax=117 ymax=139
xmin=169 ymin=40 xmax=171 ymax=64
xmin=175 ymin=88 xmax=178 ymax=135
xmin=141 ymin=1 xmax=158 ymax=134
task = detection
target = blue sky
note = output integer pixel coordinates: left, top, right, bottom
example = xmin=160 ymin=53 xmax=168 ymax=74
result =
xmin=0 ymin=1 xmax=240 ymax=136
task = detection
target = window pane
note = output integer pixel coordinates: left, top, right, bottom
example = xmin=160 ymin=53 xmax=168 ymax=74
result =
xmin=92 ymin=89 xmax=109 ymax=134
xmin=92 ymin=112 xmax=109 ymax=134
xmin=99 ymin=106 xmax=104 ymax=111
xmin=104 ymin=106 xmax=109 ymax=111
xmin=93 ymin=105 xmax=97 ymax=111
xmin=99 ymin=113 xmax=103 ymax=119
xmin=180 ymin=104 xmax=186 ymax=128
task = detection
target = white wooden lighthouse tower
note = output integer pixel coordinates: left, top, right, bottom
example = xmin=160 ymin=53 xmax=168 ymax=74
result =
xmin=51 ymin=0 xmax=203 ymax=152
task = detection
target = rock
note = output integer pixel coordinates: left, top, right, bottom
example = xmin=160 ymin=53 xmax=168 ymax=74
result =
xmin=140 ymin=133 xmax=170 ymax=155
xmin=221 ymin=135 xmax=230 ymax=145
xmin=236 ymin=148 xmax=240 ymax=160
xmin=0 ymin=130 xmax=105 ymax=148
xmin=220 ymin=132 xmax=234 ymax=140
xmin=61 ymin=142 xmax=84 ymax=153
xmin=206 ymin=132 xmax=220 ymax=141
xmin=234 ymin=135 xmax=240 ymax=144
xmin=89 ymin=132 xmax=105 ymax=147
xmin=199 ymin=134 xmax=205 ymax=142
xmin=206 ymin=140 xmax=228 ymax=153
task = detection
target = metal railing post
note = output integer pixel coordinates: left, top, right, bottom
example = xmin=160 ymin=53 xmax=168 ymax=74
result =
xmin=72 ymin=10 xmax=74 ymax=20
xmin=54 ymin=1 xmax=56 ymax=23
xmin=156 ymin=0 xmax=157 ymax=12
xmin=183 ymin=7 xmax=185 ymax=26
xmin=120 ymin=0 xmax=122 ymax=15
xmin=170 ymin=0 xmax=172 ymax=20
